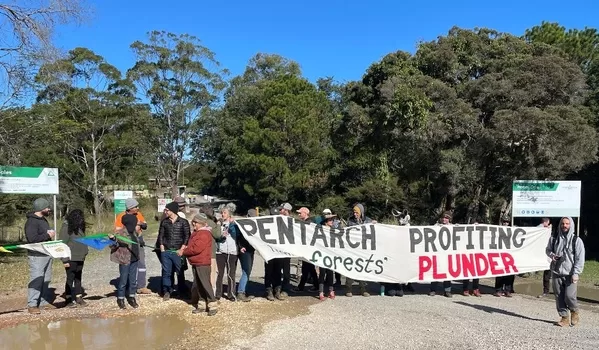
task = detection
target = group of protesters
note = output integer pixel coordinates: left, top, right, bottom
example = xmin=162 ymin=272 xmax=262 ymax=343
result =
xmin=23 ymin=197 xmax=586 ymax=326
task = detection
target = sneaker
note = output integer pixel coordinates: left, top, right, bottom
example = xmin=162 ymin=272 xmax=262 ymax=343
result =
xmin=163 ymin=292 xmax=171 ymax=301
xmin=67 ymin=301 xmax=77 ymax=309
xmin=75 ymin=296 xmax=88 ymax=307
xmin=192 ymin=308 xmax=203 ymax=314
xmin=444 ymin=292 xmax=453 ymax=298
xmin=462 ymin=290 xmax=470 ymax=296
xmin=362 ymin=291 xmax=370 ymax=297
xmin=329 ymin=291 xmax=336 ymax=299
xmin=319 ymin=292 xmax=326 ymax=301
xmin=429 ymin=291 xmax=436 ymax=296
xmin=345 ymin=292 xmax=353 ymax=297
xmin=27 ymin=307 xmax=41 ymax=314
xmin=207 ymin=309 xmax=218 ymax=316
xmin=472 ymin=289 xmax=481 ymax=297
xmin=237 ymin=292 xmax=251 ymax=302
xmin=537 ymin=293 xmax=548 ymax=298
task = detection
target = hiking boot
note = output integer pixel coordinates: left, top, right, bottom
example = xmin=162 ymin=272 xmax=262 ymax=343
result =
xmin=117 ymin=299 xmax=127 ymax=310
xmin=137 ymin=288 xmax=152 ymax=295
xmin=126 ymin=297 xmax=139 ymax=309
xmin=265 ymin=288 xmax=275 ymax=301
xmin=75 ymin=296 xmax=88 ymax=307
xmin=274 ymin=287 xmax=287 ymax=300
xmin=207 ymin=309 xmax=218 ymax=316
xmin=462 ymin=290 xmax=470 ymax=296
xmin=556 ymin=316 xmax=570 ymax=327
xmin=319 ymin=292 xmax=326 ymax=301
xmin=429 ymin=291 xmax=436 ymax=296
xmin=28 ymin=307 xmax=41 ymax=314
xmin=361 ymin=291 xmax=370 ymax=297
xmin=237 ymin=292 xmax=251 ymax=302
xmin=67 ymin=301 xmax=77 ymax=309
xmin=329 ymin=290 xmax=336 ymax=299
xmin=571 ymin=311 xmax=580 ymax=326
xmin=345 ymin=292 xmax=353 ymax=297
xmin=472 ymin=289 xmax=481 ymax=297
xmin=444 ymin=292 xmax=453 ymax=298
xmin=163 ymin=292 xmax=171 ymax=301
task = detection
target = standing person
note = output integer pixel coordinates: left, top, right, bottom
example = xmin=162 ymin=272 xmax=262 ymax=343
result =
xmin=111 ymin=213 xmax=140 ymax=309
xmin=157 ymin=202 xmax=190 ymax=301
xmin=494 ymin=218 xmax=515 ymax=297
xmin=237 ymin=209 xmax=257 ymax=302
xmin=293 ymin=207 xmax=319 ymax=293
xmin=547 ymin=217 xmax=585 ymax=327
xmin=59 ymin=209 xmax=89 ymax=308
xmin=215 ymin=208 xmax=239 ymax=301
xmin=24 ymin=198 xmax=55 ymax=314
xmin=537 ymin=217 xmax=553 ymax=298
xmin=318 ymin=215 xmax=338 ymax=300
xmin=174 ymin=196 xmax=190 ymax=297
xmin=183 ymin=214 xmax=218 ymax=316
xmin=273 ymin=202 xmax=292 ymax=299
xmin=430 ymin=212 xmax=453 ymax=298
xmin=345 ymin=203 xmax=371 ymax=297
xmin=199 ymin=205 xmax=223 ymax=295
xmin=462 ymin=220 xmax=481 ymax=297
xmin=115 ymin=198 xmax=150 ymax=295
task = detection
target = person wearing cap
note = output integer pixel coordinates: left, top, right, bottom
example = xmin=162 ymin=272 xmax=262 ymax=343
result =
xmin=430 ymin=211 xmax=454 ymax=298
xmin=317 ymin=209 xmax=343 ymax=286
xmin=24 ymin=198 xmax=55 ymax=314
xmin=292 ymin=207 xmax=319 ymax=293
xmin=157 ymin=201 xmax=191 ymax=301
xmin=115 ymin=198 xmax=150 ymax=295
xmin=317 ymin=214 xmax=339 ymax=300
xmin=183 ymin=214 xmax=218 ymax=316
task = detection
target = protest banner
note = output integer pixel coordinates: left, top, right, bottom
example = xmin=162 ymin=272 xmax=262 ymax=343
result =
xmin=235 ymin=215 xmax=551 ymax=283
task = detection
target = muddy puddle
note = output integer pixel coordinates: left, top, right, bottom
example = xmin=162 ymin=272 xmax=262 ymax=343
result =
xmin=0 ymin=314 xmax=189 ymax=350
xmin=514 ymin=280 xmax=599 ymax=303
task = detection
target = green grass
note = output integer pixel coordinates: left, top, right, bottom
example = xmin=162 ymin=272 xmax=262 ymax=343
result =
xmin=581 ymin=260 xmax=599 ymax=284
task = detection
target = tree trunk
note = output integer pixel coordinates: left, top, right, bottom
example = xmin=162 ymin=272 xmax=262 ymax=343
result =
xmin=466 ymin=185 xmax=482 ymax=224
xmin=91 ymin=133 xmax=101 ymax=215
xmin=171 ymin=161 xmax=179 ymax=199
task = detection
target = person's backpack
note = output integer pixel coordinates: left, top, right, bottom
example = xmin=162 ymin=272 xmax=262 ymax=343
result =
xmin=551 ymin=230 xmax=577 ymax=259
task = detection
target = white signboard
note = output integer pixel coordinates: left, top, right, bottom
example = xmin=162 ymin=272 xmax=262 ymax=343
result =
xmin=158 ymin=198 xmax=171 ymax=212
xmin=235 ymin=216 xmax=550 ymax=283
xmin=113 ymin=191 xmax=133 ymax=200
xmin=0 ymin=166 xmax=59 ymax=194
xmin=512 ymin=180 xmax=581 ymax=217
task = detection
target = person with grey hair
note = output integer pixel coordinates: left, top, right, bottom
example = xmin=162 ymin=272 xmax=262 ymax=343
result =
xmin=547 ymin=216 xmax=585 ymax=327
xmin=215 ymin=207 xmax=239 ymax=301
xmin=24 ymin=198 xmax=55 ymax=314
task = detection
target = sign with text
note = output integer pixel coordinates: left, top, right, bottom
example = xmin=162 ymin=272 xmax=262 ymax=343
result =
xmin=157 ymin=198 xmax=171 ymax=213
xmin=0 ymin=166 xmax=59 ymax=194
xmin=113 ymin=191 xmax=133 ymax=215
xmin=235 ymin=216 xmax=550 ymax=283
xmin=512 ymin=180 xmax=581 ymax=217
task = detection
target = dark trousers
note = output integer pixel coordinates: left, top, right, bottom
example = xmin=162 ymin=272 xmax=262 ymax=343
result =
xmin=542 ymin=270 xmax=551 ymax=294
xmin=137 ymin=247 xmax=147 ymax=289
xmin=335 ymin=272 xmax=341 ymax=285
xmin=495 ymin=275 xmax=515 ymax=292
xmin=281 ymin=258 xmax=291 ymax=291
xmin=384 ymin=283 xmax=404 ymax=292
xmin=190 ymin=265 xmax=216 ymax=309
xmin=215 ymin=254 xmax=238 ymax=299
xmin=318 ymin=268 xmax=334 ymax=292
xmin=298 ymin=262 xmax=318 ymax=290
xmin=64 ymin=261 xmax=84 ymax=300
xmin=118 ymin=260 xmax=138 ymax=298
xmin=161 ymin=251 xmax=182 ymax=294
xmin=462 ymin=279 xmax=480 ymax=291
xmin=264 ymin=260 xmax=282 ymax=290
xmin=430 ymin=281 xmax=452 ymax=292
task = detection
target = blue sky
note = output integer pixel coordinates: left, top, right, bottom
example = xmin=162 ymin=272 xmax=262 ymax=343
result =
xmin=55 ymin=0 xmax=599 ymax=84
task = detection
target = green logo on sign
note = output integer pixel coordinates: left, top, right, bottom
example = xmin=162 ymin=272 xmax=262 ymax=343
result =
xmin=513 ymin=182 xmax=559 ymax=191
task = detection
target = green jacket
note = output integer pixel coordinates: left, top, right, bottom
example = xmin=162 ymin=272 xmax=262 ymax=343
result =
xmin=207 ymin=219 xmax=223 ymax=259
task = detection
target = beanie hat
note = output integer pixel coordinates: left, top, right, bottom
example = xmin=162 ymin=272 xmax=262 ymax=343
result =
xmin=165 ymin=201 xmax=179 ymax=214
xmin=33 ymin=198 xmax=51 ymax=212
xmin=125 ymin=198 xmax=139 ymax=210
xmin=192 ymin=213 xmax=208 ymax=223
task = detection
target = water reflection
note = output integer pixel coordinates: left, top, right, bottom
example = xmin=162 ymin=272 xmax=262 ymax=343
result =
xmin=0 ymin=315 xmax=189 ymax=350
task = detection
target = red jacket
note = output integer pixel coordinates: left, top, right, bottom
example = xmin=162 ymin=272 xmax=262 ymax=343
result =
xmin=183 ymin=228 xmax=212 ymax=266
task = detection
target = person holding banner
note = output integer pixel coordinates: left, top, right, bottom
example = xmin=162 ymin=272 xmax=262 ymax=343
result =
xmin=546 ymin=216 xmax=585 ymax=327
xmin=494 ymin=218 xmax=515 ymax=297
xmin=59 ymin=209 xmax=89 ymax=308
xmin=429 ymin=212 xmax=453 ymax=298
xmin=345 ymin=203 xmax=371 ymax=297
xmin=24 ymin=198 xmax=56 ymax=314
xmin=115 ymin=198 xmax=151 ymax=295
xmin=110 ymin=214 xmax=141 ymax=309
xmin=292 ymin=207 xmax=319 ymax=293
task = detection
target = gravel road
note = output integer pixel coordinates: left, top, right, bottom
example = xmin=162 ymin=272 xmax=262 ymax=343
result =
xmin=225 ymin=289 xmax=599 ymax=350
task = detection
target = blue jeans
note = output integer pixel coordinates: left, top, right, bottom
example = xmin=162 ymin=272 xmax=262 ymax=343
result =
xmin=28 ymin=254 xmax=53 ymax=307
xmin=161 ymin=251 xmax=182 ymax=294
xmin=117 ymin=260 xmax=139 ymax=298
xmin=238 ymin=251 xmax=254 ymax=294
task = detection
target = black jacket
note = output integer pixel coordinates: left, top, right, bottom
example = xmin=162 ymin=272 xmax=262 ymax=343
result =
xmin=24 ymin=212 xmax=51 ymax=243
xmin=157 ymin=216 xmax=190 ymax=250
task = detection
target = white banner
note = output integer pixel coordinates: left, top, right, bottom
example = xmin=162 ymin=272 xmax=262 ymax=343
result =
xmin=512 ymin=180 xmax=581 ymax=217
xmin=235 ymin=216 xmax=551 ymax=283
xmin=18 ymin=242 xmax=71 ymax=259
xmin=0 ymin=166 xmax=59 ymax=194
